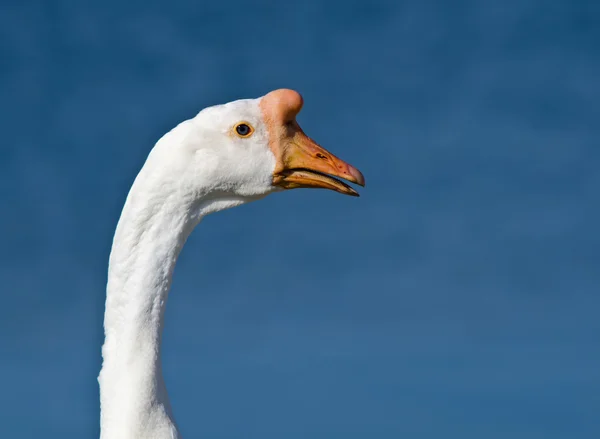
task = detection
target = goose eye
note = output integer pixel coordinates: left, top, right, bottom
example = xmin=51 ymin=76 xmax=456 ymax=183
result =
xmin=234 ymin=122 xmax=254 ymax=138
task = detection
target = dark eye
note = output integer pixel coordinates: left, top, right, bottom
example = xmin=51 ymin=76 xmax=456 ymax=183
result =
xmin=234 ymin=122 xmax=254 ymax=138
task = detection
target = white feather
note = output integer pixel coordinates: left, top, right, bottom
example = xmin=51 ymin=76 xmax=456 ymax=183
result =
xmin=99 ymin=95 xmax=276 ymax=439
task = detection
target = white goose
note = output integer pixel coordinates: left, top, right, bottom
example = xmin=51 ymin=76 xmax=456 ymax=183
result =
xmin=98 ymin=89 xmax=365 ymax=439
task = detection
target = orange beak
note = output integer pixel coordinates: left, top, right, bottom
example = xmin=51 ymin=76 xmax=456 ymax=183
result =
xmin=271 ymin=123 xmax=365 ymax=196
xmin=260 ymin=89 xmax=365 ymax=197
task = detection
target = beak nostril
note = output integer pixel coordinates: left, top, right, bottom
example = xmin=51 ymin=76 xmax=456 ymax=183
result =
xmin=316 ymin=153 xmax=326 ymax=160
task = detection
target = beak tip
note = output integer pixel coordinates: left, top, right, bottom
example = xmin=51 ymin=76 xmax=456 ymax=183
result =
xmin=346 ymin=185 xmax=361 ymax=197
xmin=349 ymin=166 xmax=366 ymax=187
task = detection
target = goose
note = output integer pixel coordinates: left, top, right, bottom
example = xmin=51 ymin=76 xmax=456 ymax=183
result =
xmin=98 ymin=88 xmax=365 ymax=439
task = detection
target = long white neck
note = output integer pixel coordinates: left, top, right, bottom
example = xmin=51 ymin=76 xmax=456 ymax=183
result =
xmin=98 ymin=158 xmax=254 ymax=439
xmin=99 ymin=176 xmax=194 ymax=439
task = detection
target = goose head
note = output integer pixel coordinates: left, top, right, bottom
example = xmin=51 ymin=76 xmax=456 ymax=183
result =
xmin=145 ymin=89 xmax=364 ymax=207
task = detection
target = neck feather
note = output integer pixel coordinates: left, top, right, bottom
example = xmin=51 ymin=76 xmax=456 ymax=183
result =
xmin=98 ymin=167 xmax=250 ymax=439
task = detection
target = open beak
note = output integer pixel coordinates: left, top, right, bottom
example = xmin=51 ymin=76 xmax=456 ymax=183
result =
xmin=271 ymin=123 xmax=365 ymax=197
xmin=261 ymin=88 xmax=364 ymax=196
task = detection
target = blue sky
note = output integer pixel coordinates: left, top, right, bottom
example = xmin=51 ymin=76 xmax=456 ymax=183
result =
xmin=1 ymin=0 xmax=599 ymax=437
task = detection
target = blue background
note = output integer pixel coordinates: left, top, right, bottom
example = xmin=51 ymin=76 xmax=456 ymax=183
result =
xmin=1 ymin=0 xmax=599 ymax=437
